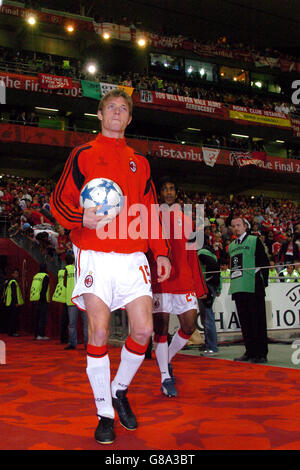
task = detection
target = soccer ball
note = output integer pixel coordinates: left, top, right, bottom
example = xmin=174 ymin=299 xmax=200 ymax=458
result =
xmin=79 ymin=178 xmax=124 ymax=220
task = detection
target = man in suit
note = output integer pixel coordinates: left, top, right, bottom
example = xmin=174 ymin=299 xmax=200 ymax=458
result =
xmin=229 ymin=217 xmax=269 ymax=364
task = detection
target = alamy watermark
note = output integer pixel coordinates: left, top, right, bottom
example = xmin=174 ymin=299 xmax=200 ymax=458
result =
xmin=291 ymin=340 xmax=300 ymax=365
xmin=95 ymin=200 xmax=204 ymax=250
xmin=291 ymin=80 xmax=300 ymax=105
xmin=0 ymin=340 xmax=6 ymax=364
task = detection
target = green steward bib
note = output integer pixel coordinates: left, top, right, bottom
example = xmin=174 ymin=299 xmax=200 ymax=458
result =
xmin=30 ymin=273 xmax=50 ymax=302
xmin=228 ymin=235 xmax=257 ymax=294
xmin=5 ymin=280 xmax=24 ymax=306
xmin=52 ymin=269 xmax=66 ymax=303
xmin=65 ymin=264 xmax=75 ymax=306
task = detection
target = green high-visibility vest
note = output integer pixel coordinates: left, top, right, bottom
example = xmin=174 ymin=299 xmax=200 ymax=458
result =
xmin=268 ymin=268 xmax=278 ymax=283
xmin=228 ymin=235 xmax=258 ymax=294
xmin=52 ymin=269 xmax=66 ymax=303
xmin=65 ymin=264 xmax=75 ymax=306
xmin=30 ymin=273 xmax=50 ymax=302
xmin=220 ymin=269 xmax=231 ymax=283
xmin=5 ymin=279 xmax=24 ymax=307
xmin=280 ymin=268 xmax=299 ymax=283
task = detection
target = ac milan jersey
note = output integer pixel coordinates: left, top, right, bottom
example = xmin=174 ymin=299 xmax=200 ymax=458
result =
xmin=149 ymin=204 xmax=207 ymax=297
xmin=50 ymin=133 xmax=171 ymax=260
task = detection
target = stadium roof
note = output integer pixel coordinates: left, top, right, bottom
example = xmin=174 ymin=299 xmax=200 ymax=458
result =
xmin=36 ymin=0 xmax=300 ymax=51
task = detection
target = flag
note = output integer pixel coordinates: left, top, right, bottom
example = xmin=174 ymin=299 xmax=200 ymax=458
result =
xmin=81 ymin=80 xmax=102 ymax=100
xmin=100 ymin=82 xmax=134 ymax=97
xmin=82 ymin=81 xmax=134 ymax=100
xmin=230 ymin=151 xmax=267 ymax=168
xmin=202 ymin=147 xmax=219 ymax=167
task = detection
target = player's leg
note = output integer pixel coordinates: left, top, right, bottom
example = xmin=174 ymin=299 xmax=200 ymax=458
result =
xmin=166 ymin=293 xmax=198 ymax=389
xmin=153 ymin=311 xmax=178 ymax=397
xmin=169 ymin=308 xmax=197 ymax=363
xmin=153 ymin=311 xmax=171 ymax=380
xmin=83 ymin=293 xmax=114 ymax=444
xmin=111 ymin=295 xmax=153 ymax=430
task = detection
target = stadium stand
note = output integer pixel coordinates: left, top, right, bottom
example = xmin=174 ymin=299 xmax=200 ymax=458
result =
xmin=0 ymin=0 xmax=299 ymax=343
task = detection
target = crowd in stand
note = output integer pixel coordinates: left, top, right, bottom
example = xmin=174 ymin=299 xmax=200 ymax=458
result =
xmin=0 ymin=46 xmax=295 ymax=118
xmin=0 ymin=176 xmax=299 ymax=279
xmin=0 ymin=177 xmax=72 ymax=266
xmin=177 ymin=189 xmax=300 ymax=278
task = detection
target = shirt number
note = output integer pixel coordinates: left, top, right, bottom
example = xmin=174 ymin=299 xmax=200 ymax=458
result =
xmin=139 ymin=265 xmax=151 ymax=284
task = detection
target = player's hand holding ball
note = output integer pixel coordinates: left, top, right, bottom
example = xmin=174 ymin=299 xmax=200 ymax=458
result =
xmin=82 ymin=206 xmax=106 ymax=230
xmin=80 ymin=178 xmax=124 ymax=231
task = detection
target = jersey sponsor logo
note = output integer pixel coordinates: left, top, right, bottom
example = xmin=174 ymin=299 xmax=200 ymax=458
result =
xmin=84 ymin=274 xmax=94 ymax=288
xmin=129 ymin=160 xmax=137 ymax=172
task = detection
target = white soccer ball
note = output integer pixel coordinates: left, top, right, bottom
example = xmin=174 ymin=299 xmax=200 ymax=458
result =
xmin=79 ymin=178 xmax=124 ymax=220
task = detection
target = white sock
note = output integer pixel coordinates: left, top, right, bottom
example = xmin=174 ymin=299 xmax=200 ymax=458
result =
xmin=153 ymin=334 xmax=170 ymax=383
xmin=86 ymin=345 xmax=114 ymax=419
xmin=168 ymin=329 xmax=190 ymax=363
xmin=111 ymin=336 xmax=147 ymax=398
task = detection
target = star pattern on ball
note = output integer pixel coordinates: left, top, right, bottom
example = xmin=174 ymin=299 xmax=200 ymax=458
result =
xmin=80 ymin=185 xmax=95 ymax=203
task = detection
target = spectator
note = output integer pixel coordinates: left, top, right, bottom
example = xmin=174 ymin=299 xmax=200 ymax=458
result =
xmin=28 ymin=111 xmax=39 ymax=127
xmin=229 ymin=217 xmax=269 ymax=364
xmin=198 ymin=242 xmax=221 ymax=356
xmin=279 ymin=264 xmax=299 ymax=283
xmin=17 ymin=111 xmax=27 ymax=125
xmin=63 ymin=253 xmax=88 ymax=350
xmin=220 ymin=261 xmax=230 ymax=283
xmin=268 ymin=259 xmax=279 ymax=283
xmin=4 ymin=269 xmax=24 ymax=336
xmin=30 ymin=263 xmax=50 ymax=340
xmin=55 ymin=225 xmax=72 ymax=262
xmin=279 ymin=234 xmax=299 ymax=264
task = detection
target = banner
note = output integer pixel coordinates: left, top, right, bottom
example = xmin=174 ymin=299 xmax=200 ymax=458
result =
xmin=254 ymin=55 xmax=280 ymax=68
xmin=151 ymin=141 xmax=203 ymax=162
xmin=134 ymin=90 xmax=228 ymax=119
xmin=229 ymin=105 xmax=292 ymax=129
xmin=149 ymin=33 xmax=186 ymax=50
xmin=1 ymin=122 xmax=300 ymax=175
xmin=0 ymin=71 xmax=82 ymax=98
xmin=291 ymin=118 xmax=300 ymax=138
xmin=202 ymin=147 xmax=220 ymax=167
xmin=169 ymin=283 xmax=300 ymax=335
xmin=38 ymin=73 xmax=73 ymax=90
xmin=0 ymin=3 xmax=93 ymax=32
xmin=279 ymin=59 xmax=300 ymax=74
xmin=229 ymin=151 xmax=267 ymax=168
xmin=192 ymin=42 xmax=254 ymax=63
xmin=148 ymin=141 xmax=300 ymax=175
xmin=93 ymin=22 xmax=133 ymax=41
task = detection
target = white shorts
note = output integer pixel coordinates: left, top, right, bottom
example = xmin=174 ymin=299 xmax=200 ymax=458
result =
xmin=72 ymin=246 xmax=152 ymax=312
xmin=153 ymin=292 xmax=198 ymax=315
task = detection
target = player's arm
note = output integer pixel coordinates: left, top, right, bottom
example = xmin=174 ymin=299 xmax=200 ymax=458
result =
xmin=187 ymin=246 xmax=208 ymax=297
xmin=50 ymin=147 xmax=84 ymax=230
xmin=50 ymin=145 xmax=104 ymax=230
xmin=141 ymin=158 xmax=171 ymax=280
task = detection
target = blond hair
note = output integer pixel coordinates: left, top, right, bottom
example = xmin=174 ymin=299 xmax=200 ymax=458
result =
xmin=98 ymin=88 xmax=133 ymax=115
